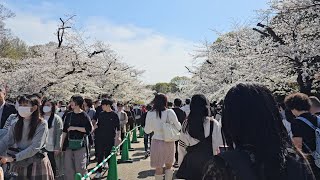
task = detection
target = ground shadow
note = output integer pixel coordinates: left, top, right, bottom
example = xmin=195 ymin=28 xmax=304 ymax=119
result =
xmin=132 ymin=157 xmax=145 ymax=162
xmin=134 ymin=147 xmax=145 ymax=151
xmin=137 ymin=169 xmax=155 ymax=179
xmin=132 ymin=152 xmax=145 ymax=157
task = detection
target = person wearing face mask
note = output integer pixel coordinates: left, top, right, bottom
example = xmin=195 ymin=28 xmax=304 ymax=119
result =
xmin=40 ymin=99 xmax=63 ymax=178
xmin=61 ymin=95 xmax=93 ymax=180
xmin=116 ymin=102 xmax=128 ymax=145
xmin=58 ymin=101 xmax=67 ymax=119
xmin=94 ymin=99 xmax=120 ymax=178
xmin=0 ymin=86 xmax=16 ymax=130
xmin=0 ymin=95 xmax=21 ymax=140
xmin=0 ymin=94 xmax=54 ymax=180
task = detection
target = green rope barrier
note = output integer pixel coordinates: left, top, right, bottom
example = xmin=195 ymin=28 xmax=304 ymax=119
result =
xmin=76 ymin=125 xmax=141 ymax=179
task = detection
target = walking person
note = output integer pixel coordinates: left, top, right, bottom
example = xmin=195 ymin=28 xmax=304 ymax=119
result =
xmin=176 ymin=95 xmax=222 ymax=180
xmin=309 ymin=96 xmax=320 ymax=116
xmin=124 ymin=104 xmax=134 ymax=132
xmin=61 ymin=95 xmax=93 ymax=180
xmin=181 ymin=98 xmax=191 ymax=117
xmin=172 ymin=98 xmax=186 ymax=167
xmin=140 ymin=104 xmax=153 ymax=158
xmin=40 ymin=99 xmax=63 ymax=178
xmin=0 ymin=94 xmax=54 ymax=180
xmin=84 ymin=98 xmax=96 ymax=150
xmin=116 ymin=102 xmax=128 ymax=144
xmin=0 ymin=86 xmax=16 ymax=129
xmin=94 ymin=99 xmax=120 ymax=179
xmin=57 ymin=101 xmax=67 ymax=119
xmin=202 ymin=83 xmax=315 ymax=180
xmin=145 ymin=94 xmax=181 ymax=180
xmin=285 ymin=93 xmax=320 ymax=179
xmin=0 ymin=95 xmax=20 ymax=140
xmin=84 ymin=98 xmax=96 ymax=120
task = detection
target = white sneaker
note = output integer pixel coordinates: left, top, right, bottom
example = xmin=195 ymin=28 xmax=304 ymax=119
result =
xmin=94 ymin=172 xmax=102 ymax=179
xmin=103 ymin=163 xmax=109 ymax=169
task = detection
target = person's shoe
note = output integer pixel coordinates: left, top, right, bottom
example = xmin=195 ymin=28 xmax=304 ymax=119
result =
xmin=94 ymin=172 xmax=102 ymax=179
xmin=144 ymin=152 xmax=150 ymax=159
xmin=173 ymin=161 xmax=179 ymax=168
xmin=102 ymin=163 xmax=109 ymax=170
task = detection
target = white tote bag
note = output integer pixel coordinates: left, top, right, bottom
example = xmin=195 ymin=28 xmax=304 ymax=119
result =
xmin=163 ymin=110 xmax=180 ymax=142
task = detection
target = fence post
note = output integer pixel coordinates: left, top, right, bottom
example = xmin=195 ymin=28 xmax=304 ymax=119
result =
xmin=118 ymin=133 xmax=133 ymax=164
xmin=127 ymin=132 xmax=134 ymax=151
xmin=107 ymin=147 xmax=118 ymax=180
xmin=131 ymin=126 xmax=139 ymax=143
xmin=74 ymin=173 xmax=82 ymax=180
xmin=138 ymin=127 xmax=144 ymax=138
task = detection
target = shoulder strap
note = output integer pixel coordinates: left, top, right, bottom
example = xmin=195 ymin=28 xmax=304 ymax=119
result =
xmin=209 ymin=120 xmax=214 ymax=137
xmin=317 ymin=117 xmax=320 ymax=127
xmin=296 ymin=117 xmax=317 ymax=130
xmin=296 ymin=117 xmax=318 ymax=154
xmin=218 ymin=151 xmax=257 ymax=180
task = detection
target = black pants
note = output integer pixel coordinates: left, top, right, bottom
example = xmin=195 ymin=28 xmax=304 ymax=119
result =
xmin=175 ymin=141 xmax=179 ymax=163
xmin=47 ymin=151 xmax=57 ymax=176
xmin=95 ymin=138 xmax=114 ymax=173
xmin=144 ymin=133 xmax=153 ymax=152
xmin=120 ymin=130 xmax=126 ymax=151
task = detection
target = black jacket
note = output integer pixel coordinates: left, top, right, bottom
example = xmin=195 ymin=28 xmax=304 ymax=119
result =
xmin=1 ymin=102 xmax=16 ymax=129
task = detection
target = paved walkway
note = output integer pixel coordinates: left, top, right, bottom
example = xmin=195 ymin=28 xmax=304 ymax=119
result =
xmin=88 ymin=138 xmax=156 ymax=180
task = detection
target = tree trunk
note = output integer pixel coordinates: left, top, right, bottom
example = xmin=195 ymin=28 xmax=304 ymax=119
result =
xmin=297 ymin=73 xmax=313 ymax=95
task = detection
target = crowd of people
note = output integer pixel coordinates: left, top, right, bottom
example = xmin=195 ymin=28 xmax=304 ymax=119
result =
xmin=0 ymin=86 xmax=146 ymax=179
xmin=0 ymin=82 xmax=320 ymax=180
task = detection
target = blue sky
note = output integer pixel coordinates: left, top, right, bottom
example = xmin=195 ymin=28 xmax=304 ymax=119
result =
xmin=2 ymin=0 xmax=269 ymax=84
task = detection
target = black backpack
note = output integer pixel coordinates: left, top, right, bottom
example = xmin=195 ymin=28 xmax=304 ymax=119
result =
xmin=176 ymin=121 xmax=214 ymax=180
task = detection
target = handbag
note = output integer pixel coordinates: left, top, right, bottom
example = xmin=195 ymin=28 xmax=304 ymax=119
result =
xmin=162 ymin=110 xmax=180 ymax=142
xmin=176 ymin=121 xmax=214 ymax=179
xmin=67 ymin=113 xmax=85 ymax=150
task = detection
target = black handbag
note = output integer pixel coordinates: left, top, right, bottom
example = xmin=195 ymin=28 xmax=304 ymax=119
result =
xmin=176 ymin=121 xmax=214 ymax=180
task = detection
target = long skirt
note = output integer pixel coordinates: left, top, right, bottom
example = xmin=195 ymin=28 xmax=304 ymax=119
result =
xmin=150 ymin=139 xmax=175 ymax=168
xmin=11 ymin=155 xmax=54 ymax=180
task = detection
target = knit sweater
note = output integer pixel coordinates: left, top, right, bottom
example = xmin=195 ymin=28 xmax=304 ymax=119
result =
xmin=0 ymin=119 xmax=48 ymax=161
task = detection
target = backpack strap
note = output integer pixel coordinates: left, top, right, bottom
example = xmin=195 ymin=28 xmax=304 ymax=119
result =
xmin=218 ymin=151 xmax=257 ymax=180
xmin=296 ymin=116 xmax=318 ymax=154
xmin=296 ymin=117 xmax=317 ymax=130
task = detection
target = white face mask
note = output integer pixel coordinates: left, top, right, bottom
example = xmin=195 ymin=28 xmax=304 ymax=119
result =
xmin=18 ymin=106 xmax=33 ymax=118
xmin=43 ymin=106 xmax=51 ymax=113
xmin=60 ymin=107 xmax=66 ymax=111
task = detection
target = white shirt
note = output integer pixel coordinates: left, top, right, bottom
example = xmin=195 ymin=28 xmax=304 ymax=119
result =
xmin=144 ymin=109 xmax=182 ymax=141
xmin=181 ymin=105 xmax=190 ymax=117
xmin=44 ymin=115 xmax=55 ymax=151
xmin=178 ymin=117 xmax=223 ymax=165
xmin=0 ymin=101 xmax=5 ymax=127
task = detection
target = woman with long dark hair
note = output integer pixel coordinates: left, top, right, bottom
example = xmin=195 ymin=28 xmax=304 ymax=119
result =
xmin=0 ymin=94 xmax=54 ymax=179
xmin=176 ymin=94 xmax=222 ymax=180
xmin=202 ymin=83 xmax=315 ymax=180
xmin=40 ymin=99 xmax=63 ymax=177
xmin=145 ymin=94 xmax=181 ymax=180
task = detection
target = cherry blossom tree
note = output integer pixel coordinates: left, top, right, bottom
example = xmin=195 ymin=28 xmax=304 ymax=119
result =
xmin=0 ymin=14 xmax=153 ymax=102
xmin=187 ymin=0 xmax=320 ymax=100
